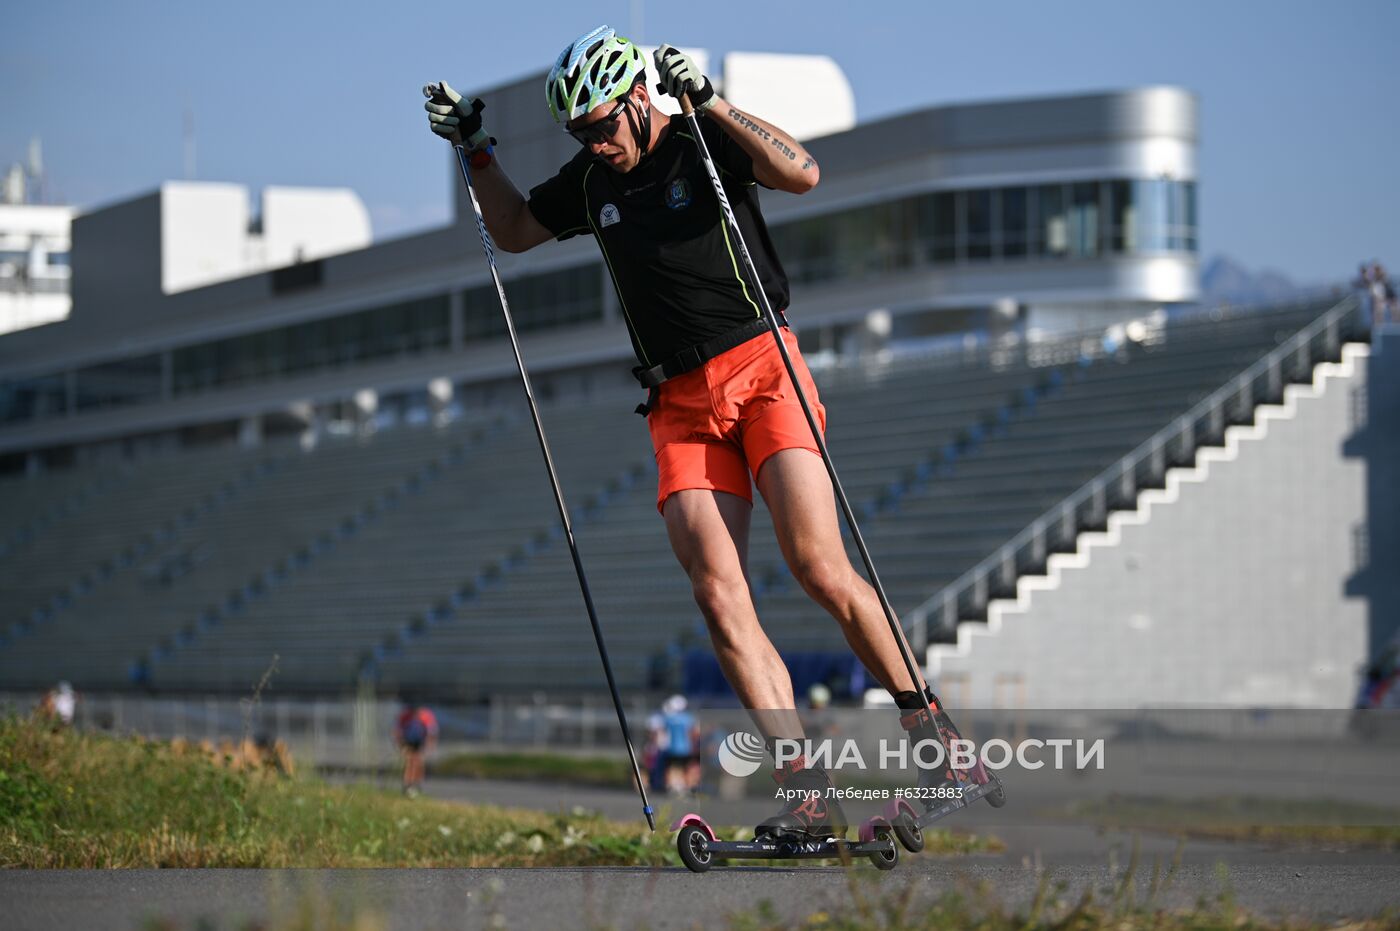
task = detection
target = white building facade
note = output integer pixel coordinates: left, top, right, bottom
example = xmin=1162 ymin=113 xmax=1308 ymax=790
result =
xmin=0 ymin=203 xmax=74 ymax=336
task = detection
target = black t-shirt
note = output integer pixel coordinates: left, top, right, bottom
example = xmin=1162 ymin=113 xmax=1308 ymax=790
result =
xmin=527 ymin=115 xmax=791 ymax=368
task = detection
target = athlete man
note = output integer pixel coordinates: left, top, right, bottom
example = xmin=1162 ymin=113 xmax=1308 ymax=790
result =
xmin=425 ymin=26 xmax=956 ymax=838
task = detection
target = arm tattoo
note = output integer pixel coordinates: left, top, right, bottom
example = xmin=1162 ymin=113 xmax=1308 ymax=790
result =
xmin=728 ymin=107 xmax=797 ymax=160
xmin=728 ymin=108 xmax=770 ymax=141
xmin=801 ymin=156 xmax=817 ymax=171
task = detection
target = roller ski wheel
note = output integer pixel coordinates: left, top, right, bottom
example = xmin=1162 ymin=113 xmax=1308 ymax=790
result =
xmin=858 ymin=817 xmax=899 ymax=870
xmin=881 ymin=799 xmax=925 ymax=853
xmin=869 ymin=827 xmax=899 ymax=871
xmin=894 ymin=816 xmax=924 ymax=853
xmin=676 ymin=823 xmax=714 ymax=873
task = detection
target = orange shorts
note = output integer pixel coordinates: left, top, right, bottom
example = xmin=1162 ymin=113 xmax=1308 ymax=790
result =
xmin=646 ymin=327 xmax=827 ymax=514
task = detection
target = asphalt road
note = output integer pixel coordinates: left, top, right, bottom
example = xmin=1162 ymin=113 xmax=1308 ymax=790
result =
xmin=5 ymin=852 xmax=1399 ymax=930
xmin=6 ymin=774 xmax=1399 ymax=931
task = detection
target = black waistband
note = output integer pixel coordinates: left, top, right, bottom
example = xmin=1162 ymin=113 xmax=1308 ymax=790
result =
xmin=632 ymin=311 xmax=788 ymax=391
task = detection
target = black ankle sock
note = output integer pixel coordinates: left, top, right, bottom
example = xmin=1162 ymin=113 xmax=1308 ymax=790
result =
xmin=894 ymin=687 xmax=937 ymax=711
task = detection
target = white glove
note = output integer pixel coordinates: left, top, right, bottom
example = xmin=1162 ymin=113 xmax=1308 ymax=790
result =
xmin=423 ymin=81 xmax=492 ymax=150
xmin=653 ymin=45 xmax=716 ymax=112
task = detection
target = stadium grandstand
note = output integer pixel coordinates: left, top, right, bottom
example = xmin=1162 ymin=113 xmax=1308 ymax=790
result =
xmin=0 ymin=58 xmax=1394 ymax=712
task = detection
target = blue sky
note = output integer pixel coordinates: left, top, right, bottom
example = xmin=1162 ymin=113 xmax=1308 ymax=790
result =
xmin=2 ymin=0 xmax=1395 ymax=282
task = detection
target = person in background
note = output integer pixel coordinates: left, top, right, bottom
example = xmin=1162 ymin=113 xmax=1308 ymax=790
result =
xmin=393 ymin=700 xmax=439 ymax=797
xmin=802 ymin=682 xmax=839 ymax=744
xmin=37 ymin=681 xmax=77 ymax=728
xmin=1355 ymin=262 xmax=1379 ymax=323
xmin=660 ymin=694 xmax=700 ymax=796
xmin=643 ymin=708 xmax=669 ymax=792
xmin=1375 ymin=262 xmax=1397 ymax=323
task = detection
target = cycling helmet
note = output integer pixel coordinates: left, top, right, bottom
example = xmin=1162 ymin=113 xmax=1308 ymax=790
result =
xmin=546 ymin=25 xmax=648 ymax=123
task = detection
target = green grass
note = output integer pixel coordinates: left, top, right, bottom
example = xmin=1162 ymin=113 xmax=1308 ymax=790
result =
xmin=0 ymin=715 xmax=995 ymax=868
xmin=1063 ymin=793 xmax=1400 ymax=849
xmin=0 ymin=714 xmax=672 ymax=868
xmin=431 ymin=749 xmax=634 ymax=787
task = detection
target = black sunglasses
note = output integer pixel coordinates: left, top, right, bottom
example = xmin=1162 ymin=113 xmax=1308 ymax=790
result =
xmin=565 ymin=97 xmax=630 ymax=146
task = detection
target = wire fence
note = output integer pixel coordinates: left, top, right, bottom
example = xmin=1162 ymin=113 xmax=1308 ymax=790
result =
xmin=0 ymin=689 xmax=656 ymax=768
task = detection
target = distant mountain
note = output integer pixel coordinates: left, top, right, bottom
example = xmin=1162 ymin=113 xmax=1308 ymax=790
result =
xmin=1200 ymin=255 xmax=1309 ymax=304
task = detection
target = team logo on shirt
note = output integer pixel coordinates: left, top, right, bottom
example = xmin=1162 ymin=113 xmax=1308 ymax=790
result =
xmin=665 ymin=178 xmax=692 ymax=210
xmin=599 ymin=203 xmax=621 ymax=227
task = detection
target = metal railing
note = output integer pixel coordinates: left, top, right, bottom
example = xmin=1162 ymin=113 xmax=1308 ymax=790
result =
xmin=809 ymin=287 xmax=1350 ymax=389
xmin=0 ymin=274 xmax=68 ymax=295
xmin=904 ymin=294 xmax=1367 ymax=650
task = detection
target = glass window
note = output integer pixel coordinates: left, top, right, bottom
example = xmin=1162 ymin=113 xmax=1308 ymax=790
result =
xmin=1034 ymin=185 xmax=1067 ymax=258
xmin=879 ymin=199 xmax=918 ymax=272
xmin=1170 ymin=181 xmax=1197 ymax=251
xmin=0 ymin=372 xmax=67 ymax=424
xmin=461 ymin=264 xmax=602 ymax=342
xmin=1132 ymin=179 xmax=1170 ymax=253
xmin=1184 ymin=182 xmax=1197 ymax=252
xmin=1001 ymin=188 xmax=1028 ymax=259
xmin=463 ymin=284 xmax=506 ymax=340
xmin=965 ymin=189 xmax=993 ymax=261
xmin=926 ymin=192 xmax=956 ymax=264
xmin=75 ymin=354 xmax=163 ymax=412
xmin=770 ymin=213 xmax=839 ymax=285
xmin=1068 ymin=182 xmax=1100 ymax=258
xmin=173 ymin=294 xmax=451 ymax=394
xmin=1106 ymin=180 xmax=1134 ymax=253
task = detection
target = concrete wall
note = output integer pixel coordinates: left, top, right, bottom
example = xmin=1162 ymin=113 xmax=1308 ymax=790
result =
xmin=929 ymin=343 xmax=1375 ymax=708
xmin=70 ymin=191 xmax=164 ymax=322
xmin=1345 ymin=325 xmax=1400 ymax=660
xmin=160 ymin=183 xmax=251 ymax=294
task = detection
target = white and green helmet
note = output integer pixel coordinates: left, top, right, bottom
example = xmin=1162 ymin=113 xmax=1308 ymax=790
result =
xmin=546 ymin=25 xmax=647 ymax=123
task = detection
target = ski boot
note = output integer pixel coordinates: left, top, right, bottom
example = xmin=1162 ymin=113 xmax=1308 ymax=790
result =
xmin=895 ymin=687 xmax=1000 ymax=809
xmin=754 ymin=756 xmax=847 ymax=840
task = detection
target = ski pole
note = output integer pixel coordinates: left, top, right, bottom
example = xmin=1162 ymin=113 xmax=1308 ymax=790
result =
xmin=447 ymin=135 xmax=656 ymax=832
xmin=674 ymin=94 xmax=950 ymax=753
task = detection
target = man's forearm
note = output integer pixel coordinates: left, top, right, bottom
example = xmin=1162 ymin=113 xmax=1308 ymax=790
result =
xmin=465 ymin=158 xmax=535 ymax=250
xmin=470 ymin=161 xmax=529 ymax=245
xmin=710 ymin=98 xmax=819 ymax=194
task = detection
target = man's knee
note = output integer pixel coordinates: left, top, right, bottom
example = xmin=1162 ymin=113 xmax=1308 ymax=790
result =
xmin=692 ymin=572 xmax=764 ymax=651
xmin=792 ymin=557 xmax=853 ymax=612
xmin=690 ymin=571 xmax=746 ymax=619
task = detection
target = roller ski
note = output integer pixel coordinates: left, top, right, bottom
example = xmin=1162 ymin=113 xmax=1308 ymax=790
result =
xmin=673 ymin=813 xmax=901 ymax=873
xmin=875 ymin=687 xmax=1007 ymax=855
xmin=673 ymin=757 xmax=900 ymax=872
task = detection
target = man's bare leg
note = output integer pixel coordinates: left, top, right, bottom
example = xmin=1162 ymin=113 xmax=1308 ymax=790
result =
xmin=663 ymin=488 xmax=802 ymax=738
xmin=666 ymin=485 xmax=855 ymax=836
xmin=756 ymin=448 xmax=926 ymax=696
